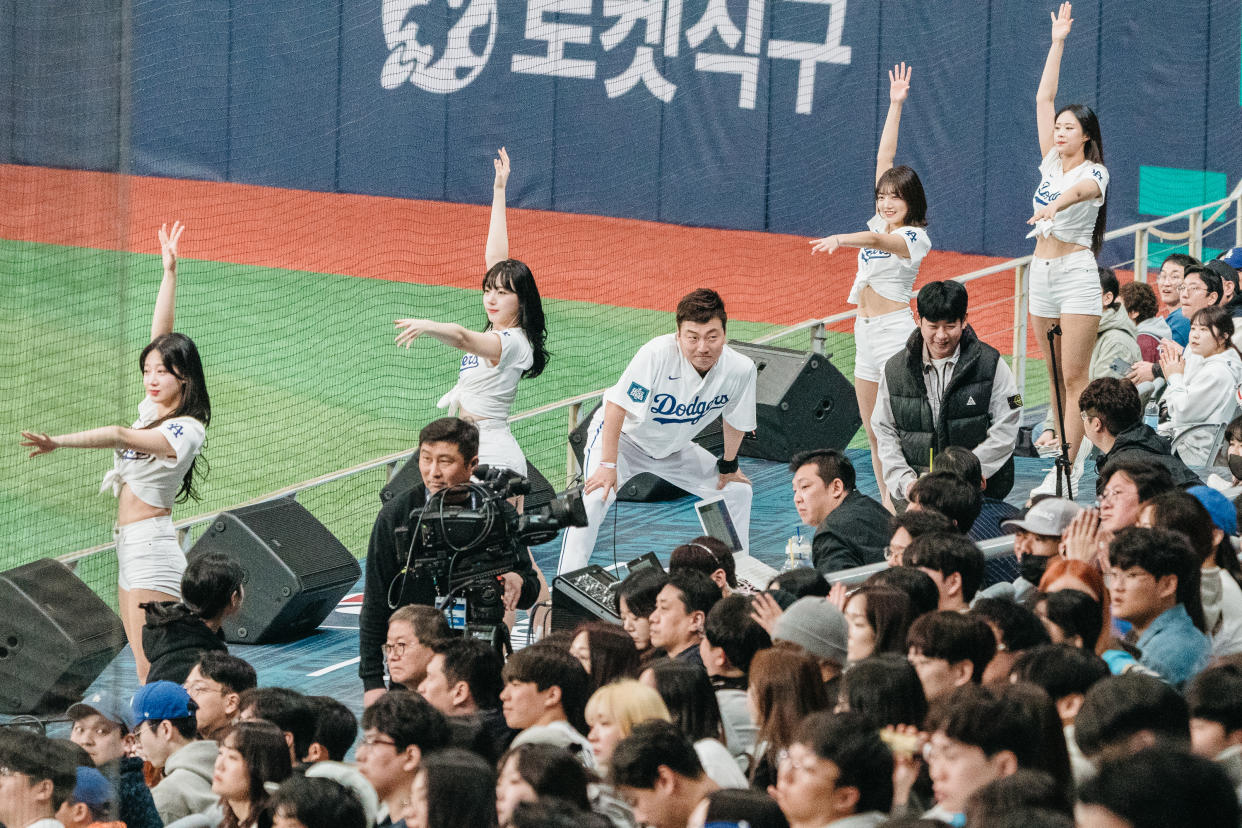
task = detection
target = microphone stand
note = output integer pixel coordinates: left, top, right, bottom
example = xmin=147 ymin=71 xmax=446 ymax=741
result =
xmin=1046 ymin=324 xmax=1073 ymax=499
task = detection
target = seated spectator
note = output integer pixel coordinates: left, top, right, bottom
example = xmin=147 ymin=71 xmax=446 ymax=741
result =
xmin=906 ymin=471 xmax=983 ymax=535
xmin=184 ymin=652 xmax=257 ymax=740
xmin=771 ymin=598 xmax=848 ymax=694
xmin=67 ymin=691 xmax=161 ymax=828
xmin=270 ymin=777 xmax=367 ymax=828
xmin=1010 ymin=644 xmax=1111 ymax=783
xmin=1062 ymin=460 xmax=1178 ymax=572
xmin=610 ymin=720 xmax=720 ymax=828
xmin=300 ymin=697 xmax=378 ymax=825
xmin=906 ymin=611 xmax=996 ymax=701
xmin=1129 ymin=263 xmax=1222 ymax=387
xmin=922 ymin=684 xmax=1070 ymax=825
xmin=1154 ymin=253 xmax=1199 ymax=347
xmin=1033 ymin=586 xmax=1106 ymax=653
xmin=882 ymin=508 xmax=957 ymax=567
xmin=970 ymin=599 xmax=1051 ymax=684
xmin=1108 ymin=527 xmax=1210 ymax=687
xmin=765 ymin=567 xmax=830 ymax=599
xmin=903 ymin=531 xmax=985 ymax=612
xmin=669 ymin=535 xmax=737 ymax=596
xmin=501 ymin=643 xmax=593 ymax=766
xmin=507 ymin=800 xmax=612 ymax=828
xmin=963 ymin=769 xmax=1072 ymax=827
xmin=213 ymin=720 xmax=294 ymax=828
xmin=142 ymin=552 xmax=243 ymax=685
xmin=747 ymin=645 xmax=831 ymax=790
xmin=569 ymin=622 xmax=641 ymax=692
xmin=769 ymin=711 xmax=892 ymax=828
xmin=842 ymin=585 xmax=914 ymax=663
xmin=495 ymin=743 xmax=620 ymax=828
xmin=872 ymin=279 xmax=1021 ymax=502
xmin=1119 ymin=279 xmax=1169 ymax=365
xmin=130 ymin=681 xmax=219 ymax=823
xmin=405 ymin=748 xmax=497 ymax=828
xmin=417 ymin=637 xmax=513 ymax=765
xmin=357 ymin=691 xmax=449 ymax=825
xmin=1186 ymin=661 xmax=1242 ymax=795
xmin=383 ymin=604 xmax=451 ymax=694
xmin=700 ymin=595 xmax=768 ymax=758
xmin=1207 ymin=257 xmax=1242 ymax=345
xmin=688 ymin=789 xmax=788 ymax=828
xmin=1073 ymin=673 xmax=1189 ymax=762
xmin=930 ymin=446 xmax=1019 ymax=541
xmin=642 ymin=660 xmax=747 ymax=789
xmin=0 ymin=729 xmax=76 ymax=828
xmin=837 ymin=654 xmax=928 ymax=732
xmin=1077 ymin=747 xmax=1239 ymax=828
xmin=865 ymin=566 xmax=941 ymax=618
xmin=999 ymin=497 xmax=1082 ymax=603
xmin=1157 ymin=306 xmax=1242 ymax=466
xmin=788 ymin=448 xmax=890 ymax=574
xmin=649 ymin=571 xmax=721 ymax=666
xmin=238 ymin=687 xmax=315 ymax=766
xmin=57 ymin=765 xmax=121 ymax=828
xmin=585 ymin=679 xmax=672 ymax=772
xmin=616 ymin=568 xmax=667 ymax=662
xmin=1078 ymin=378 xmax=1202 ymax=493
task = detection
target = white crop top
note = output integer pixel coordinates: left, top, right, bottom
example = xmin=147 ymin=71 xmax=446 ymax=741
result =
xmin=846 ymin=214 xmax=932 ymax=305
xmin=100 ymin=396 xmax=206 ymax=509
xmin=437 ymin=328 xmax=533 ymax=422
xmin=1029 ymin=148 xmax=1108 ymax=248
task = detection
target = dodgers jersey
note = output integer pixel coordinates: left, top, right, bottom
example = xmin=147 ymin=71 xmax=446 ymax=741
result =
xmin=438 ymin=327 xmax=533 ymax=421
xmin=100 ymin=395 xmax=206 ymax=509
xmin=603 ymin=333 xmax=757 ymax=459
xmin=847 ymin=214 xmax=931 ymax=306
xmin=1031 ymin=148 xmax=1108 ymax=249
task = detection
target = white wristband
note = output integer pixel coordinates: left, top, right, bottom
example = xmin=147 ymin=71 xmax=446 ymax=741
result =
xmin=598 ymin=461 xmax=617 ymax=469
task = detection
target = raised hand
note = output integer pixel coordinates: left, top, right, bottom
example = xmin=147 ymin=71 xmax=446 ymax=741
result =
xmin=809 ymin=235 xmax=841 ymax=255
xmin=394 ymin=318 xmax=429 ymax=347
xmin=158 ymin=221 xmax=184 ymax=273
xmin=889 ymin=62 xmax=911 ymax=104
xmin=20 ymin=431 xmax=57 ymax=457
xmin=493 ymin=146 xmax=510 ymax=190
xmin=1050 ymin=2 xmax=1073 ymax=42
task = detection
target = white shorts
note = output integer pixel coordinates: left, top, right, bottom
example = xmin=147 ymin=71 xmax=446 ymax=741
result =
xmin=114 ymin=515 xmax=185 ymax=594
xmin=475 ymin=419 xmax=527 ymax=475
xmin=853 ymin=307 xmax=916 ymax=383
xmin=1029 ymin=249 xmax=1102 ymax=318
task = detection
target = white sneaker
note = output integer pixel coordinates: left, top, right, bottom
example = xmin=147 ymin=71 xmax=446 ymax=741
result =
xmin=1029 ymin=462 xmax=1084 ymax=499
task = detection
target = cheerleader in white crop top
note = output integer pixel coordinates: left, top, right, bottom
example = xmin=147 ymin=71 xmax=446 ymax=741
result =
xmin=394 ymin=147 xmax=549 ymax=474
xmin=809 ymin=63 xmax=930 ymax=511
xmin=21 ymin=221 xmax=210 ymax=681
xmin=1026 ymin=3 xmax=1109 ymax=486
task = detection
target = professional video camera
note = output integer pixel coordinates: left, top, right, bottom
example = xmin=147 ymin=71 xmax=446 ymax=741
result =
xmin=404 ymin=465 xmax=587 ymax=650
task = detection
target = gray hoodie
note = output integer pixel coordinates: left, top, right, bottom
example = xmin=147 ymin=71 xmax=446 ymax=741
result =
xmin=153 ymin=739 xmax=219 ymax=824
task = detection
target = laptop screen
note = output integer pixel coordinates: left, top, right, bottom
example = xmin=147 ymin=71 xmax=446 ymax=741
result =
xmin=695 ymin=496 xmax=743 ymax=553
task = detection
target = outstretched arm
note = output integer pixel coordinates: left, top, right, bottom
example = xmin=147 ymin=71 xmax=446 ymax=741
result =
xmin=1037 ymin=3 xmax=1074 ymax=157
xmin=21 ymin=425 xmax=177 ymax=459
xmin=484 ymin=147 xmax=510 ymax=270
xmin=810 ymin=230 xmax=913 ymax=258
xmin=876 ymin=62 xmax=910 ymax=185
xmin=150 ymin=221 xmax=184 ymax=341
xmin=393 ymin=319 xmax=504 ymax=363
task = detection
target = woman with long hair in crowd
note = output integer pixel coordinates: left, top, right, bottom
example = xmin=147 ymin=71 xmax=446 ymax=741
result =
xmin=1026 ymin=3 xmax=1110 ymax=496
xmin=214 ymin=721 xmax=293 ymax=828
xmin=641 ymin=659 xmax=747 ymax=788
xmin=21 ymin=222 xmax=210 ymax=681
xmin=570 ymin=621 xmax=641 ymax=693
xmin=842 ymin=584 xmax=915 ymax=663
xmin=406 ymin=748 xmax=497 ymax=828
xmin=746 ymin=645 xmax=830 ymax=789
xmin=810 ymin=62 xmax=930 ymax=510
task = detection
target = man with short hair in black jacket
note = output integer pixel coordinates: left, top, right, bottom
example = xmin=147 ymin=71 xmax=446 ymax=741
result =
xmin=1079 ymin=377 xmax=1202 ymax=492
xmin=790 ymin=449 xmax=889 ymax=574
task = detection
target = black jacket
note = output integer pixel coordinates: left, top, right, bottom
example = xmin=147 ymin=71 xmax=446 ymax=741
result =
xmin=359 ymin=482 xmax=541 ymax=690
xmin=1095 ymin=422 xmax=1203 ymax=492
xmin=445 ymin=708 xmax=517 ymax=765
xmin=812 ymin=489 xmax=891 ymax=574
xmin=141 ymin=601 xmax=227 ymax=685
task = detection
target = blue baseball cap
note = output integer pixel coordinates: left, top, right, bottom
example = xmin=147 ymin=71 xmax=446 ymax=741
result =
xmin=67 ymin=690 xmax=136 ymax=730
xmin=130 ymin=681 xmax=195 ymax=725
xmin=1189 ymin=485 xmax=1238 ymax=536
xmin=72 ymin=766 xmax=114 ymax=813
xmin=1220 ymin=247 xmax=1242 ymax=270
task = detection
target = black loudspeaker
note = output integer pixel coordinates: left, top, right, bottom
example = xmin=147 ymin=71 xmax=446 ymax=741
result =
xmin=551 ymin=565 xmax=622 ymax=631
xmin=189 ymin=498 xmax=361 ymax=644
xmin=728 ymin=341 xmax=861 ymax=461
xmin=0 ymin=560 xmax=126 ymax=715
xmin=380 ymin=457 xmax=556 ymax=510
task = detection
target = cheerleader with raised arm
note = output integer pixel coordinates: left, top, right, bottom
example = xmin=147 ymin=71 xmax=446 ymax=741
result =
xmin=1027 ymin=2 xmax=1109 ymax=495
xmin=810 ymin=63 xmax=931 ymax=511
xmin=21 ymin=222 xmax=210 ymax=681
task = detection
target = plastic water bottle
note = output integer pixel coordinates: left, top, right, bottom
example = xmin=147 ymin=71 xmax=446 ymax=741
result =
xmin=781 ymin=527 xmax=814 ymax=572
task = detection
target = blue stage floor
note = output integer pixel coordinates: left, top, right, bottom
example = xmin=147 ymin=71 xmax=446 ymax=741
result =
xmin=23 ymin=439 xmax=1092 ymax=735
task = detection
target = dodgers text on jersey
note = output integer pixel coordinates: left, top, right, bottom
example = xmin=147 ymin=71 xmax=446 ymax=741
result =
xmin=650 ymin=392 xmax=730 ymax=425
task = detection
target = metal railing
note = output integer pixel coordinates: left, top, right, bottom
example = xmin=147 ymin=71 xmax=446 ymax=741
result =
xmin=58 ymin=183 xmax=1242 ymax=566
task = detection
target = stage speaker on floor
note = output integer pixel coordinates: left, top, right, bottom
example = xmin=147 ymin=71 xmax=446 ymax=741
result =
xmin=551 ymin=565 xmax=622 ymax=631
xmin=189 ymin=498 xmax=361 ymax=644
xmin=0 ymin=559 xmax=126 ymax=715
xmin=380 ymin=456 xmax=556 ymax=510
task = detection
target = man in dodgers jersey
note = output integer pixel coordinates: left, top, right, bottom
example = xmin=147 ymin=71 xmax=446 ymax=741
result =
xmin=558 ymin=289 xmax=758 ymax=574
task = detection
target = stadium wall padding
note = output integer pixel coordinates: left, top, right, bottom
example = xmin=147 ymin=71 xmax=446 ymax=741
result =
xmin=2 ymin=0 xmax=1239 ymax=262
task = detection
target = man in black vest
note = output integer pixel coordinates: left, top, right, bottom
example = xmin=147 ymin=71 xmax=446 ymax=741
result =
xmin=872 ymin=280 xmax=1022 ymax=505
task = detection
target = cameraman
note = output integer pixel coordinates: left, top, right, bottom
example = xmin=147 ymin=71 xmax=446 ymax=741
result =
xmin=360 ymin=417 xmax=541 ymax=706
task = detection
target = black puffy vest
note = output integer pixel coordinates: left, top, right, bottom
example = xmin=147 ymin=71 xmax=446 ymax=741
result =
xmin=883 ymin=325 xmax=1014 ymax=497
